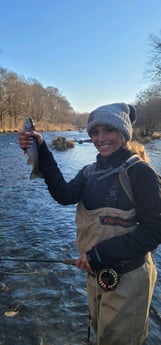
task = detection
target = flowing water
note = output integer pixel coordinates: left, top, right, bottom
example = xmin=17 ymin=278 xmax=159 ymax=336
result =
xmin=0 ymin=131 xmax=161 ymax=345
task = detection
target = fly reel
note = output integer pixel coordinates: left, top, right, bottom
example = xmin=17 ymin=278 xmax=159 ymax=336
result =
xmin=97 ymin=267 xmax=120 ymax=291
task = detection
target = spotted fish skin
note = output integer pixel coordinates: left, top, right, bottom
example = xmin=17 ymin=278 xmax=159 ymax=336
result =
xmin=23 ymin=117 xmax=43 ymax=180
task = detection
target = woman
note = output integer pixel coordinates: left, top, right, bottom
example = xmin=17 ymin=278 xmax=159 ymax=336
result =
xmin=19 ymin=103 xmax=161 ymax=345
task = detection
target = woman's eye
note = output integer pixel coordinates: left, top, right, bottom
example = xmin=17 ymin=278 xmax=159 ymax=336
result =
xmin=105 ymin=128 xmax=115 ymax=133
xmin=90 ymin=127 xmax=115 ymax=137
xmin=90 ymin=129 xmax=99 ymax=136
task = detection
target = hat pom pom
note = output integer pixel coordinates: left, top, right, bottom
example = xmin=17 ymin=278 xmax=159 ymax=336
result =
xmin=128 ymin=105 xmax=137 ymax=125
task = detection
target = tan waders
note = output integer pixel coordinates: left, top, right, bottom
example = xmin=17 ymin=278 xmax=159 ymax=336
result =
xmin=76 ymin=202 xmax=157 ymax=345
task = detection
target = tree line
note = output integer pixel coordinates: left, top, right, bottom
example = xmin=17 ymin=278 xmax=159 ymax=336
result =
xmin=135 ymin=84 xmax=161 ymax=137
xmin=134 ymin=32 xmax=161 ymax=137
xmin=0 ymin=31 xmax=161 ymax=134
xmin=0 ymin=67 xmax=88 ymax=132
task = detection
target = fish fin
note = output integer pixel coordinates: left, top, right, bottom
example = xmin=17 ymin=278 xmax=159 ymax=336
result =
xmin=30 ymin=170 xmax=44 ymax=180
xmin=27 ymin=158 xmax=32 ymax=165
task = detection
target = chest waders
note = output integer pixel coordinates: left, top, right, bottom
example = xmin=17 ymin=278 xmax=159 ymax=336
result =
xmin=76 ymin=155 xmax=157 ymax=345
xmin=86 ymin=155 xmax=144 ymax=292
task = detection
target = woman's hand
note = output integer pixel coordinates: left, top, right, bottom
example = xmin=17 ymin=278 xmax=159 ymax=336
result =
xmin=75 ymin=253 xmax=92 ymax=271
xmin=18 ymin=131 xmax=43 ymax=150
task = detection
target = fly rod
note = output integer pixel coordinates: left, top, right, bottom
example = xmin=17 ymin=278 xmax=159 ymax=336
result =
xmin=0 ymin=258 xmax=76 ymax=265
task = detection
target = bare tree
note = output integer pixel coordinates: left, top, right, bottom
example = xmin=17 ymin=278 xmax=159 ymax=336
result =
xmin=76 ymin=112 xmax=89 ymax=129
xmin=135 ymin=84 xmax=161 ymax=135
xmin=147 ymin=31 xmax=161 ymax=83
xmin=0 ymin=66 xmax=77 ymax=131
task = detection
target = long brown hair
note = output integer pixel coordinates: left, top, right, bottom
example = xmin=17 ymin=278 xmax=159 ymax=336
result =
xmin=126 ymin=141 xmax=149 ymax=163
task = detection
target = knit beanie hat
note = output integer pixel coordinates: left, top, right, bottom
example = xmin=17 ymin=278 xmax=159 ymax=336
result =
xmin=87 ymin=103 xmax=137 ymax=141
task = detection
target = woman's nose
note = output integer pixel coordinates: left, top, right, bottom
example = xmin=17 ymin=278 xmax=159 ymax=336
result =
xmin=97 ymin=129 xmax=106 ymax=140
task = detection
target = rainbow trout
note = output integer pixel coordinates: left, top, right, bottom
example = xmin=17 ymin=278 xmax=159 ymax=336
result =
xmin=23 ymin=117 xmax=43 ymax=180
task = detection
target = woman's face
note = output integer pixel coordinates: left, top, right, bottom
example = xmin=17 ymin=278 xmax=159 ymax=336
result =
xmin=90 ymin=125 xmax=123 ymax=156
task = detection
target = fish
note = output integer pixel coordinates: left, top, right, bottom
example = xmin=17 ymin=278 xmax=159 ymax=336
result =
xmin=23 ymin=117 xmax=44 ymax=180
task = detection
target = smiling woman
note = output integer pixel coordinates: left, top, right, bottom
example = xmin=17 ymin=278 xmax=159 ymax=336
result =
xmin=18 ymin=102 xmax=161 ymax=345
xmin=89 ymin=125 xmax=123 ymax=156
xmin=87 ymin=103 xmax=136 ymax=157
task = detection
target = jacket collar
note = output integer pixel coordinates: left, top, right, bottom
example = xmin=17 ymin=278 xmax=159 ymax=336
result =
xmin=96 ymin=146 xmax=133 ymax=170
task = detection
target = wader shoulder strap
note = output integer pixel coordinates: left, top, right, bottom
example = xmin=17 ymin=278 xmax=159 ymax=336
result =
xmin=83 ymin=163 xmax=96 ymax=178
xmin=106 ymin=155 xmax=141 ymax=206
xmin=119 ymin=155 xmax=142 ymax=205
xmin=83 ymin=155 xmax=142 ymax=205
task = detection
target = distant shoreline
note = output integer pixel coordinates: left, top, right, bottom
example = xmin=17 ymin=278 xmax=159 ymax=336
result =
xmin=1 ymin=128 xmax=161 ymax=144
xmin=0 ymin=124 xmax=77 ymax=133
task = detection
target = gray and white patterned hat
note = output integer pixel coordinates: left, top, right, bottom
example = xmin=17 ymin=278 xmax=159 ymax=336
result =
xmin=87 ymin=103 xmax=137 ymax=141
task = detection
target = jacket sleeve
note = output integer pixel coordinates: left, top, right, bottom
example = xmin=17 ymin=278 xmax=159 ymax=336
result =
xmin=38 ymin=141 xmax=87 ymax=205
xmin=87 ymin=163 xmax=161 ymax=269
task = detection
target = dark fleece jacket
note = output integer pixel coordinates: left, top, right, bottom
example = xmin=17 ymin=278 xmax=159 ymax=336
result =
xmin=38 ymin=141 xmax=161 ymax=270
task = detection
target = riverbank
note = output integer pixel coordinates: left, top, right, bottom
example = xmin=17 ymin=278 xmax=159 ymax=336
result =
xmin=1 ymin=126 xmax=161 ymax=144
xmin=134 ymin=131 xmax=161 ymax=143
xmin=0 ymin=123 xmax=76 ymax=133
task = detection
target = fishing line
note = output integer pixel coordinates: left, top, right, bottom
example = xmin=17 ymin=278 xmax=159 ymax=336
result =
xmin=0 ymin=258 xmax=76 ymax=275
xmin=0 ymin=270 xmax=41 ymax=275
xmin=96 ymin=276 xmax=100 ymax=345
xmin=0 ymin=258 xmax=76 ymax=265
xmin=150 ymin=305 xmax=161 ymax=323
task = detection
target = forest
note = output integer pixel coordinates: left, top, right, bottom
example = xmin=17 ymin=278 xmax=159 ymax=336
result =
xmin=0 ymin=32 xmax=161 ymax=136
xmin=0 ymin=67 xmax=89 ymax=132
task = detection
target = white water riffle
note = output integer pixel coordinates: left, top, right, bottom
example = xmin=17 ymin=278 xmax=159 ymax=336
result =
xmin=0 ymin=132 xmax=161 ymax=345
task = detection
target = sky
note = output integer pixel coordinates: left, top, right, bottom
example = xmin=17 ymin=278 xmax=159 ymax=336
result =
xmin=0 ymin=0 xmax=161 ymax=113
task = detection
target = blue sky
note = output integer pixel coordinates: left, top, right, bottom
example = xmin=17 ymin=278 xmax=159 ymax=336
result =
xmin=0 ymin=0 xmax=161 ymax=112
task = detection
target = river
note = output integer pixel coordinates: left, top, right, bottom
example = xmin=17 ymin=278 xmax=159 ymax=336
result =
xmin=0 ymin=131 xmax=161 ymax=345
